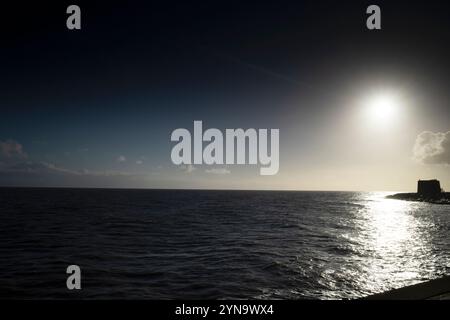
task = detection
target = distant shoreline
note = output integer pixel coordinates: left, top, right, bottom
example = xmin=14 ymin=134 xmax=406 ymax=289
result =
xmin=387 ymin=192 xmax=450 ymax=205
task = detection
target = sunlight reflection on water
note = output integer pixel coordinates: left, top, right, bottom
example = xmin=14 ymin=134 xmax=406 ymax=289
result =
xmin=349 ymin=192 xmax=442 ymax=295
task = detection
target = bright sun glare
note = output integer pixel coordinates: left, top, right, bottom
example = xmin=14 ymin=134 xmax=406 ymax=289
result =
xmin=365 ymin=92 xmax=401 ymax=125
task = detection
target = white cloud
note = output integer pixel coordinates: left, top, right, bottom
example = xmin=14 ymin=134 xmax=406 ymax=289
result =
xmin=205 ymin=167 xmax=231 ymax=175
xmin=136 ymin=160 xmax=143 ymax=165
xmin=117 ymin=155 xmax=127 ymax=163
xmin=413 ymin=131 xmax=450 ymax=165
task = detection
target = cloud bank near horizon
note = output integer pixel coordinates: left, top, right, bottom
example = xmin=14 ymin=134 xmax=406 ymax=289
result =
xmin=0 ymin=140 xmax=27 ymax=161
xmin=0 ymin=139 xmax=154 ymax=187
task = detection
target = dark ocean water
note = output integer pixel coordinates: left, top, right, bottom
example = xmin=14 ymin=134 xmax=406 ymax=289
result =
xmin=0 ymin=188 xmax=448 ymax=299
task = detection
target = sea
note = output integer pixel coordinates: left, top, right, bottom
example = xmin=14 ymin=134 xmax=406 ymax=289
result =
xmin=0 ymin=188 xmax=448 ymax=299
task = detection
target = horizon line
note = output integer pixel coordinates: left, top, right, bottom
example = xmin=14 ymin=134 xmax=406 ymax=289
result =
xmin=0 ymin=185 xmax=408 ymax=193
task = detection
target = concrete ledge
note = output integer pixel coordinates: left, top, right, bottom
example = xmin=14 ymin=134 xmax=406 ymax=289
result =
xmin=364 ymin=276 xmax=450 ymax=300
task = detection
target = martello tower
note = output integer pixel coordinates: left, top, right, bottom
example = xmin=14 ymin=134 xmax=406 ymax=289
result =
xmin=417 ymin=180 xmax=441 ymax=198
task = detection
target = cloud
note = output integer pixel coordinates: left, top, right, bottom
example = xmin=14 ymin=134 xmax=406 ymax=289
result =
xmin=35 ymin=162 xmax=82 ymax=175
xmin=185 ymin=164 xmax=196 ymax=173
xmin=0 ymin=140 xmax=27 ymax=160
xmin=117 ymin=155 xmax=127 ymax=163
xmin=0 ymin=140 xmax=135 ymax=178
xmin=205 ymin=168 xmax=231 ymax=175
xmin=0 ymin=160 xmax=132 ymax=177
xmin=179 ymin=164 xmax=196 ymax=173
xmin=0 ymin=139 xmax=158 ymax=188
xmin=413 ymin=131 xmax=450 ymax=165
xmin=136 ymin=160 xmax=143 ymax=165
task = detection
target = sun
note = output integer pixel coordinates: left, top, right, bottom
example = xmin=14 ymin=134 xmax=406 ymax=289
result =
xmin=365 ymin=92 xmax=401 ymax=125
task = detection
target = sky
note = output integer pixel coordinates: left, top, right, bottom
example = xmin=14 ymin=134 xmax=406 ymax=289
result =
xmin=1 ymin=0 xmax=449 ymax=191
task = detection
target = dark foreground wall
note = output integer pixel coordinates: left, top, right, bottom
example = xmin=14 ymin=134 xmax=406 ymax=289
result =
xmin=364 ymin=276 xmax=450 ymax=300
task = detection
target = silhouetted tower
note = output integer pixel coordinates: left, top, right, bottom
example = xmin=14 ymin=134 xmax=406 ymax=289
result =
xmin=417 ymin=179 xmax=441 ymax=198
